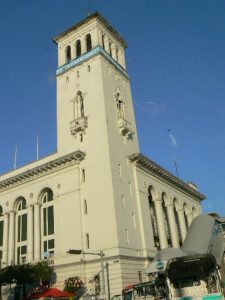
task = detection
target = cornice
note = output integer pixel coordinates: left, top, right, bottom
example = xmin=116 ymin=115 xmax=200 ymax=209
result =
xmin=52 ymin=11 xmax=127 ymax=48
xmin=129 ymin=153 xmax=206 ymax=201
xmin=0 ymin=150 xmax=85 ymax=192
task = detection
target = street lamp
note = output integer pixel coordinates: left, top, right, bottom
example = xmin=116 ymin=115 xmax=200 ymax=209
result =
xmin=67 ymin=249 xmax=106 ymax=300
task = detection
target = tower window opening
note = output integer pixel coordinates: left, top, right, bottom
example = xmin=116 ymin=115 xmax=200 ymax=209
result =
xmin=77 ymin=71 xmax=80 ymax=79
xmin=87 ymin=65 xmax=91 ymax=72
xmin=82 ymin=168 xmax=85 ymax=182
xmin=66 ymin=76 xmax=69 ymax=83
xmin=76 ymin=39 xmax=81 ymax=57
xmin=84 ymin=200 xmax=88 ymax=215
xmin=80 ymin=133 xmax=83 ymax=142
xmin=86 ymin=34 xmax=92 ymax=52
xmin=102 ymin=34 xmax=105 ymax=49
xmin=116 ymin=48 xmax=119 ymax=62
xmin=85 ymin=233 xmax=90 ymax=249
xmin=65 ymin=45 xmax=71 ymax=63
xmin=109 ymin=41 xmax=112 ymax=56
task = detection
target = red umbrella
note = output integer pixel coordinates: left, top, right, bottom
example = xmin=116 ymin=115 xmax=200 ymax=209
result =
xmin=31 ymin=288 xmax=74 ymax=298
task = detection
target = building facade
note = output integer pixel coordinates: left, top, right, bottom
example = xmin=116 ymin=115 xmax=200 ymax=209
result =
xmin=0 ymin=12 xmax=205 ymax=297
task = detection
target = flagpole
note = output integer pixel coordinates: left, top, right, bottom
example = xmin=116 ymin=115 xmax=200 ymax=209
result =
xmin=14 ymin=146 xmax=17 ymax=170
xmin=36 ymin=134 xmax=39 ymax=160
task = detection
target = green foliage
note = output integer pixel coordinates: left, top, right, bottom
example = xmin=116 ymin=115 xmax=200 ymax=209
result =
xmin=64 ymin=276 xmax=85 ymax=295
xmin=32 ymin=261 xmax=53 ymax=282
xmin=0 ymin=261 xmax=54 ymax=299
xmin=0 ymin=265 xmax=16 ymax=285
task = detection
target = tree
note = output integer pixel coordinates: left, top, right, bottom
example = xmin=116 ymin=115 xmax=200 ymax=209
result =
xmin=0 ymin=266 xmax=16 ymax=300
xmin=64 ymin=276 xmax=85 ymax=296
xmin=32 ymin=261 xmax=53 ymax=283
xmin=0 ymin=261 xmax=53 ymax=299
xmin=14 ymin=264 xmax=34 ymax=299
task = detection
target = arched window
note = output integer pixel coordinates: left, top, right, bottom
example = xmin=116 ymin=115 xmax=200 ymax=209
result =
xmin=41 ymin=188 xmax=55 ymax=263
xmin=102 ymin=34 xmax=105 ymax=49
xmin=148 ymin=187 xmax=159 ymax=250
xmin=65 ymin=45 xmax=71 ymax=63
xmin=16 ymin=197 xmax=27 ymax=264
xmin=116 ymin=48 xmax=119 ymax=62
xmin=86 ymin=34 xmax=92 ymax=52
xmin=76 ymin=40 xmax=81 ymax=57
xmin=109 ymin=41 xmax=112 ymax=56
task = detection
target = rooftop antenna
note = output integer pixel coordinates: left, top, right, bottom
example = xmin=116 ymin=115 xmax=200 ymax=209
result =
xmin=173 ymin=159 xmax=179 ymax=178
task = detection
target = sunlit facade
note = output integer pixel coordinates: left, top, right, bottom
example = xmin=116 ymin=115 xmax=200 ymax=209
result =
xmin=0 ymin=12 xmax=205 ymax=297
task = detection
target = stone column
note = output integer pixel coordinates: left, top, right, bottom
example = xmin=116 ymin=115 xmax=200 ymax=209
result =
xmin=8 ymin=211 xmax=15 ymax=265
xmin=34 ymin=203 xmax=41 ymax=261
xmin=27 ymin=205 xmax=33 ymax=262
xmin=71 ymin=43 xmax=76 ymax=61
xmin=92 ymin=26 xmax=99 ymax=48
xmin=177 ymin=206 xmax=187 ymax=242
xmin=153 ymin=195 xmax=168 ymax=249
xmin=2 ymin=213 xmax=9 ymax=265
xmin=165 ymin=203 xmax=180 ymax=248
xmin=81 ymin=36 xmax=86 ymax=55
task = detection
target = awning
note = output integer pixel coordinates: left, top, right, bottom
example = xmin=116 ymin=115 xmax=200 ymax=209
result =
xmin=144 ymin=247 xmax=187 ymax=274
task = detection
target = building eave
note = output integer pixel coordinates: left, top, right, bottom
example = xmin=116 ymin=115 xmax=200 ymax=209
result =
xmin=52 ymin=11 xmax=127 ymax=48
xmin=129 ymin=153 xmax=206 ymax=201
xmin=0 ymin=150 xmax=85 ymax=192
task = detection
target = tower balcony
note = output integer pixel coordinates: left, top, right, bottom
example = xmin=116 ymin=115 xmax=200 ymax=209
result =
xmin=117 ymin=117 xmax=132 ymax=138
xmin=70 ymin=116 xmax=88 ymax=136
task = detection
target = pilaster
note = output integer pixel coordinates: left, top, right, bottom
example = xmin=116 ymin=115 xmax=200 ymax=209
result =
xmin=152 ymin=191 xmax=168 ymax=249
xmin=34 ymin=203 xmax=41 ymax=261
xmin=2 ymin=213 xmax=9 ymax=265
xmin=27 ymin=204 xmax=34 ymax=262
xmin=8 ymin=211 xmax=15 ymax=265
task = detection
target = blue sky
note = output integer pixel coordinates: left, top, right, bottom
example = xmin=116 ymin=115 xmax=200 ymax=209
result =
xmin=0 ymin=0 xmax=225 ymax=215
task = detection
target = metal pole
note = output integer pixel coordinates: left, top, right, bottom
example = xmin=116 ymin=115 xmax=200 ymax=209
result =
xmin=106 ymin=262 xmax=111 ymax=300
xmin=100 ymin=251 xmax=106 ymax=300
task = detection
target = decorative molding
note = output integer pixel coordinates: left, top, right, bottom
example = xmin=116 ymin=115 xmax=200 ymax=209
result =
xmin=0 ymin=150 xmax=85 ymax=192
xmin=52 ymin=11 xmax=127 ymax=48
xmin=56 ymin=46 xmax=129 ymax=79
xmin=129 ymin=153 xmax=206 ymax=201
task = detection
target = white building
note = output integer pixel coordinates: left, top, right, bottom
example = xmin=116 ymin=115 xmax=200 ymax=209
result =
xmin=0 ymin=12 xmax=205 ymax=297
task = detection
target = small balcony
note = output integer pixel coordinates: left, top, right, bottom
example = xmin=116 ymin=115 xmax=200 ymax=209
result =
xmin=117 ymin=117 xmax=132 ymax=138
xmin=70 ymin=116 xmax=88 ymax=136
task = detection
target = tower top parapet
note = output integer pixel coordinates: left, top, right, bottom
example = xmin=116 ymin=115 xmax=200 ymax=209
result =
xmin=52 ymin=11 xmax=127 ymax=48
